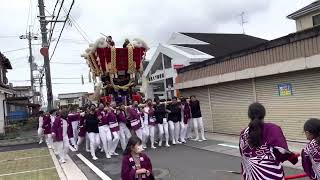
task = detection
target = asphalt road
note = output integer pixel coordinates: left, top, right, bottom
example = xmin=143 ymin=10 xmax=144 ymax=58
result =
xmin=70 ymin=142 xmax=307 ymax=180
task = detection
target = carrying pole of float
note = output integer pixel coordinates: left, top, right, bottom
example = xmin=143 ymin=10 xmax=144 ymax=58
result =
xmin=38 ymin=0 xmax=53 ymax=111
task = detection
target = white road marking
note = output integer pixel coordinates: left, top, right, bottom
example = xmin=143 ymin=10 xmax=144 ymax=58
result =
xmin=0 ymin=154 xmax=50 ymax=163
xmin=218 ymin=143 xmax=239 ymax=149
xmin=0 ymin=167 xmax=55 ymax=177
xmin=69 ymin=146 xmax=76 ymax=152
xmin=77 ymin=153 xmax=112 ymax=180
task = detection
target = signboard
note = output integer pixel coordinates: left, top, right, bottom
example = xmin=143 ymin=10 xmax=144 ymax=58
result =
xmin=173 ymin=64 xmax=184 ymax=69
xmin=278 ymin=83 xmax=292 ymax=96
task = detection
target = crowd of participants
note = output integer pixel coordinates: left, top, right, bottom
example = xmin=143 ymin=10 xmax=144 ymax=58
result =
xmin=37 ymin=95 xmax=206 ymax=163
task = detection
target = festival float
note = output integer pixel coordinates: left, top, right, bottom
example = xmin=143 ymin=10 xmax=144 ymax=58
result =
xmin=81 ymin=36 xmax=149 ymax=105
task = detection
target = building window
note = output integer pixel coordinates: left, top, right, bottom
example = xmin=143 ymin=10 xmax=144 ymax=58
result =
xmin=313 ymin=14 xmax=320 ymax=26
xmin=67 ymin=99 xmax=74 ymax=104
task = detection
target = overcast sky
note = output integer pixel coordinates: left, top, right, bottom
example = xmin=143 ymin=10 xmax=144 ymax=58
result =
xmin=0 ymin=0 xmax=315 ymax=102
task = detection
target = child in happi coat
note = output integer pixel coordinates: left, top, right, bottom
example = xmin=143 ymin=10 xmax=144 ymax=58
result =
xmin=52 ymin=109 xmax=69 ymax=163
xmin=302 ymin=118 xmax=320 ymax=180
xmin=117 ymin=104 xmax=132 ymax=152
xmin=43 ymin=112 xmax=53 ymax=149
xmin=121 ymin=136 xmax=154 ymax=180
xmin=239 ymin=103 xmax=299 ymax=180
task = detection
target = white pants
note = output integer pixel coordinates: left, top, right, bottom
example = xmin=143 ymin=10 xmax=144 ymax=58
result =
xmin=76 ymin=133 xmax=90 ymax=151
xmin=192 ymin=117 xmax=205 ymax=140
xmin=88 ymin=132 xmax=100 ymax=158
xmin=149 ymin=125 xmax=155 ymax=147
xmin=158 ymin=122 xmax=169 ymax=145
xmin=169 ymin=121 xmax=181 ymax=143
xmin=142 ymin=125 xmax=149 ymax=146
xmin=45 ymin=134 xmax=53 ymax=148
xmin=135 ymin=128 xmax=143 ymax=140
xmin=180 ymin=121 xmax=188 ymax=142
xmin=56 ymin=137 xmax=69 ymax=161
xmin=99 ymin=125 xmax=112 ymax=155
xmin=110 ymin=131 xmax=120 ymax=153
xmin=71 ymin=121 xmax=79 ymax=144
xmin=119 ymin=123 xmax=131 ymax=151
xmin=38 ymin=128 xmax=43 ymax=142
xmin=186 ymin=119 xmax=193 ymax=138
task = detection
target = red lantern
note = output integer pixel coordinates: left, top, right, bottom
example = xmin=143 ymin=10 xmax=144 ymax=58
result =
xmin=40 ymin=47 xmax=49 ymax=57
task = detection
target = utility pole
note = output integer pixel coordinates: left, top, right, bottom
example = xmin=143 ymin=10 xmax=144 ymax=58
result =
xmin=38 ymin=0 xmax=53 ymax=111
xmin=19 ymin=26 xmax=38 ymax=103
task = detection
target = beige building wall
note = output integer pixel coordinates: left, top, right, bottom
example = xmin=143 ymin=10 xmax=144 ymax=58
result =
xmin=0 ymin=94 xmax=5 ymax=134
xmin=296 ymin=11 xmax=320 ymax=31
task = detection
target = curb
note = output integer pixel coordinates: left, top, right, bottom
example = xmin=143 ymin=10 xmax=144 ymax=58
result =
xmin=48 ymin=148 xmax=68 ymax=180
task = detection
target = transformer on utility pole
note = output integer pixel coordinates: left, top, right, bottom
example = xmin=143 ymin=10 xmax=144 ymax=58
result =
xmin=19 ymin=26 xmax=38 ymax=103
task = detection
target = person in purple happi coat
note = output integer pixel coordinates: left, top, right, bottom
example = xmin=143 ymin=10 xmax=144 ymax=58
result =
xmin=117 ymin=104 xmax=132 ymax=152
xmin=75 ymin=108 xmax=90 ymax=152
xmin=143 ymin=99 xmax=157 ymax=149
xmin=67 ymin=109 xmax=80 ymax=147
xmin=302 ymin=118 xmax=320 ymax=180
xmin=121 ymin=136 xmax=154 ymax=180
xmin=42 ymin=112 xmax=53 ymax=149
xmin=180 ymin=98 xmax=191 ymax=143
xmin=106 ymin=106 xmax=120 ymax=156
xmin=239 ymin=102 xmax=299 ymax=180
xmin=128 ymin=101 xmax=143 ymax=140
xmin=52 ymin=109 xmax=69 ymax=163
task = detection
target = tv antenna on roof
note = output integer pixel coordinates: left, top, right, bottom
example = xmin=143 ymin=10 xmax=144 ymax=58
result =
xmin=239 ymin=12 xmax=248 ymax=34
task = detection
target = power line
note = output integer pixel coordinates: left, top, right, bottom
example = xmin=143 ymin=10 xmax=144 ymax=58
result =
xmin=48 ymin=0 xmax=65 ymax=44
xmin=0 ymin=35 xmax=18 ymax=39
xmin=51 ymin=61 xmax=86 ymax=65
xmin=3 ymin=47 xmax=29 ymax=53
xmin=62 ymin=6 xmax=91 ymax=43
xmin=49 ymin=0 xmax=75 ymax=61
xmin=25 ymin=0 xmax=32 ymax=33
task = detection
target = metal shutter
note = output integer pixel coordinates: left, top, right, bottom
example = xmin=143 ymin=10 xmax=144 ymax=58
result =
xmin=180 ymin=87 xmax=213 ymax=132
xmin=210 ymin=79 xmax=254 ymax=135
xmin=255 ymin=68 xmax=320 ymax=141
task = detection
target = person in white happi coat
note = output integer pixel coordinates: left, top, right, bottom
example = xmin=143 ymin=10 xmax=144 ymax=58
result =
xmin=37 ymin=111 xmax=44 ymax=144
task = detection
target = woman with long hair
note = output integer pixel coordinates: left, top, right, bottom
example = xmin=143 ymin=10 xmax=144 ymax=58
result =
xmin=239 ymin=102 xmax=298 ymax=180
xmin=302 ymin=118 xmax=320 ymax=179
xmin=121 ymin=136 xmax=154 ymax=180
